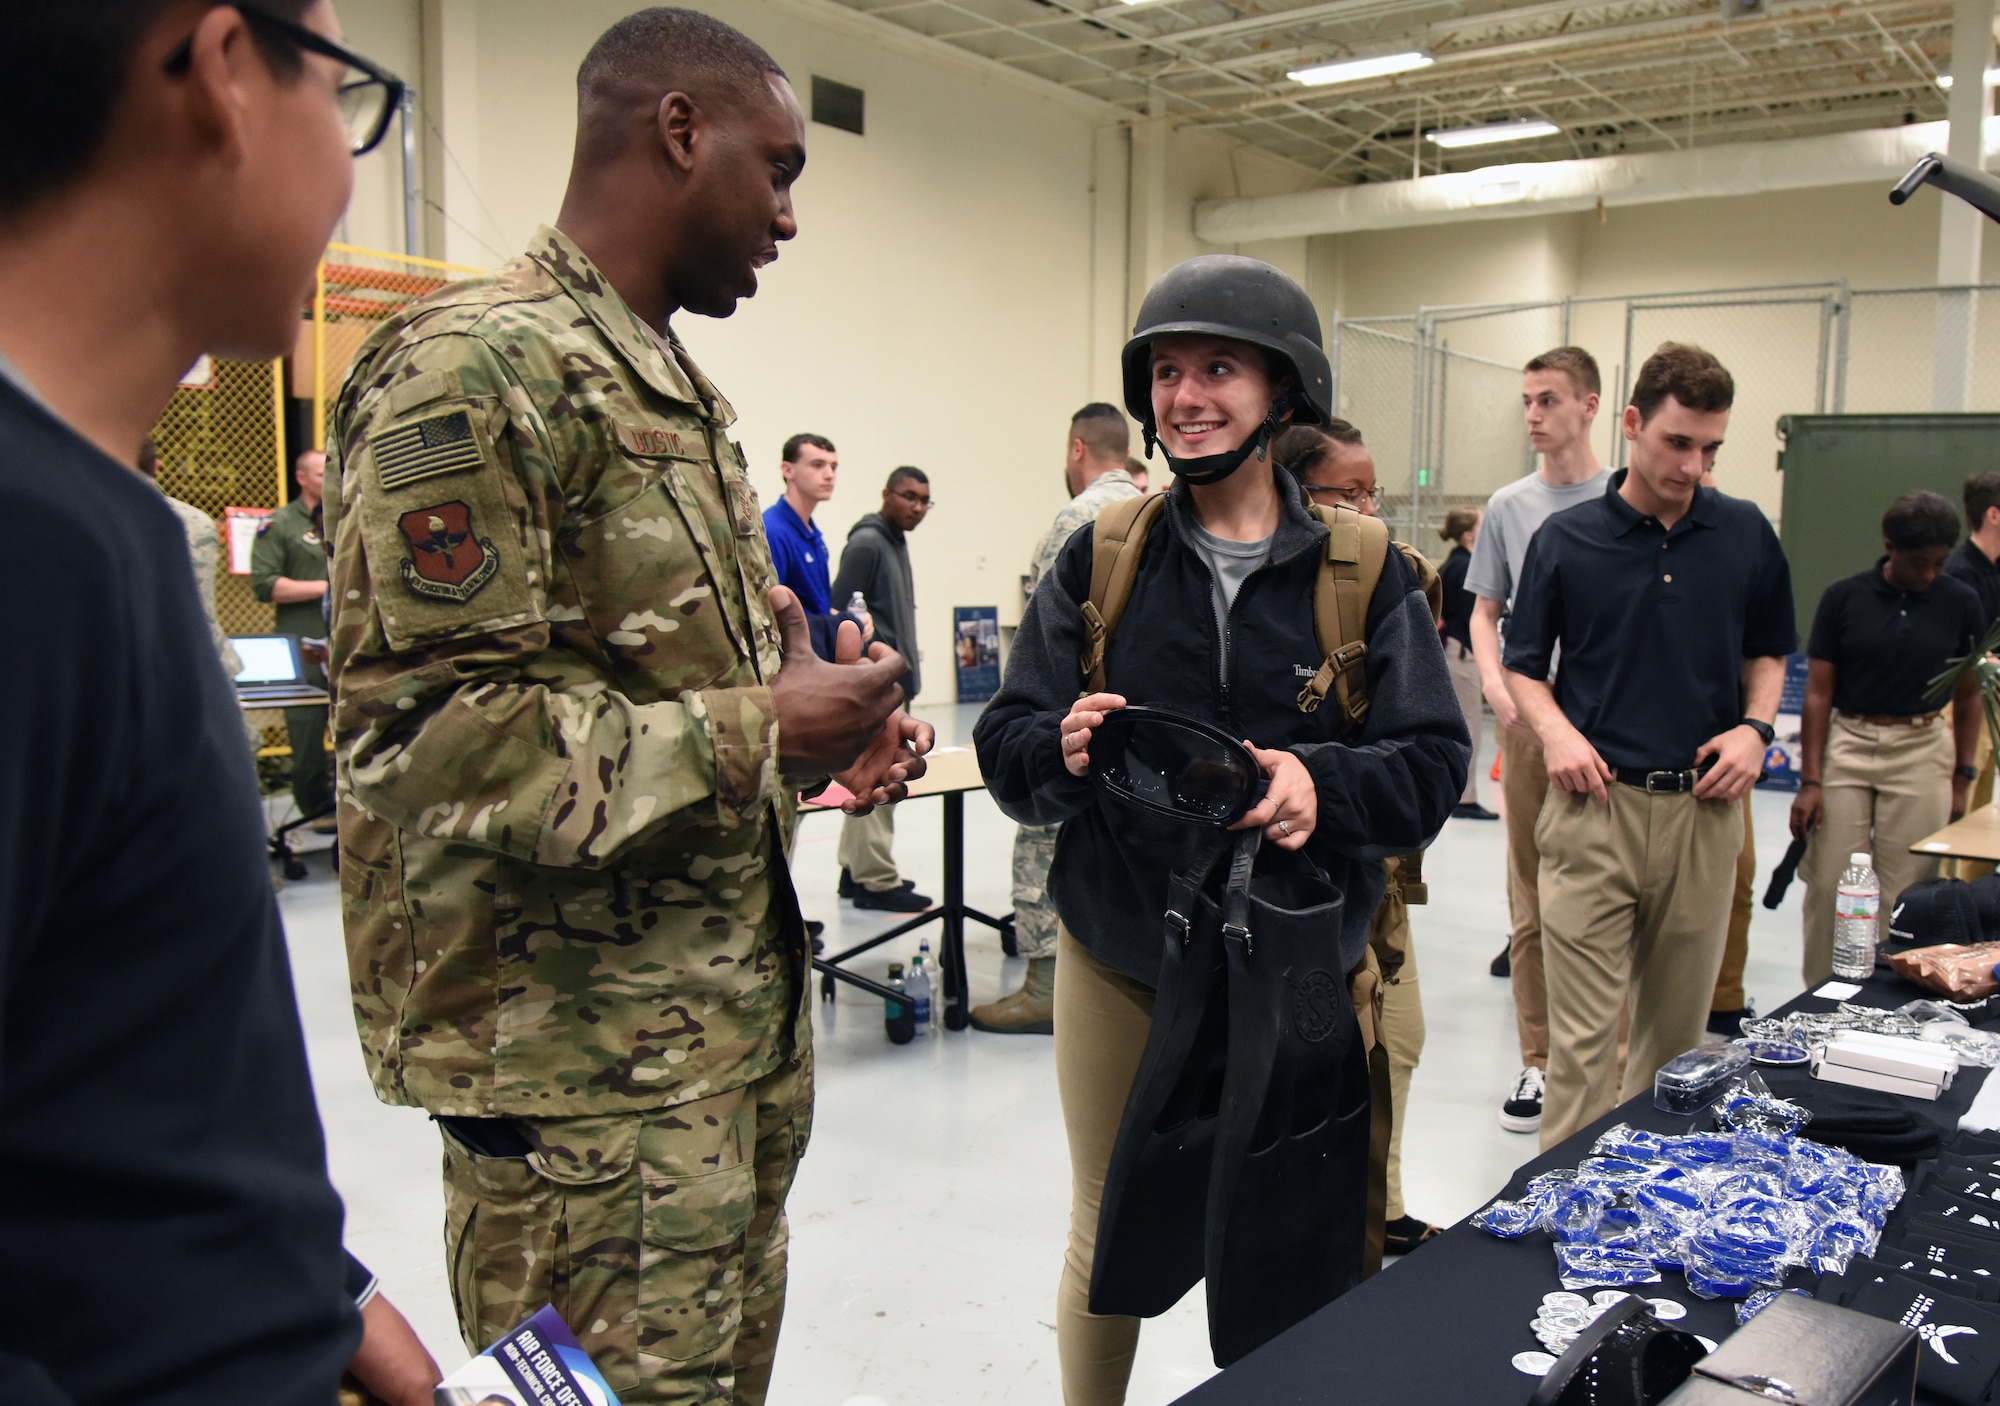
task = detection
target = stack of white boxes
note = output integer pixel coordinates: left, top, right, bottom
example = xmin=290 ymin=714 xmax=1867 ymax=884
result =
xmin=1809 ymin=1031 xmax=1959 ymax=1101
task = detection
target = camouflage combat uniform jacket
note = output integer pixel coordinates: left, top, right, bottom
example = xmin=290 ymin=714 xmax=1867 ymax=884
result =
xmin=326 ymin=226 xmax=805 ymax=1120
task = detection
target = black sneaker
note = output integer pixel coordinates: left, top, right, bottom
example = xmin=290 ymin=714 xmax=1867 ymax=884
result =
xmin=854 ymin=886 xmax=934 ymax=913
xmin=1384 ymin=1214 xmax=1443 ymax=1256
xmin=805 ymin=919 xmax=825 ymax=955
xmin=838 ymin=867 xmax=856 ymax=898
xmin=1499 ymin=1066 xmax=1544 ymax=1134
xmin=1453 ymin=802 xmax=1500 ymax=821
xmin=1490 ymin=942 xmax=1511 ymax=978
xmin=1706 ymin=1004 xmax=1755 ymax=1038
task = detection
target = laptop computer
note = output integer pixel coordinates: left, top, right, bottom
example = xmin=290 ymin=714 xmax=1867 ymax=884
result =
xmin=231 ymin=635 xmax=317 ymax=703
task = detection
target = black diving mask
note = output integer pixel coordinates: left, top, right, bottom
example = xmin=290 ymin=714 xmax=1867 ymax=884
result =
xmin=1090 ymin=707 xmax=1264 ymax=828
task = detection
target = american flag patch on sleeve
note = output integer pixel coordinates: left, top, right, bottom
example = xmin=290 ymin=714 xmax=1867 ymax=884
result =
xmin=372 ymin=408 xmax=487 ymax=490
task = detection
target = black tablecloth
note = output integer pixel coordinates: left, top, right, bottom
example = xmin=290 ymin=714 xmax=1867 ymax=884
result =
xmin=1175 ymin=967 xmax=1992 ymax=1405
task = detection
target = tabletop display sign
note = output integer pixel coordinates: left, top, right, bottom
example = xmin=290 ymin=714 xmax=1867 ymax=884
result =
xmin=954 ymin=605 xmax=1001 ymax=704
xmin=1757 ymin=651 xmax=1809 ymax=792
xmin=223 ymin=506 xmax=273 ymax=576
xmin=433 ymin=1304 xmax=622 ymax=1406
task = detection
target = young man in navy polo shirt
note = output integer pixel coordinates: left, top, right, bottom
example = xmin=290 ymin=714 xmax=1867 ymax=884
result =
xmin=1504 ymin=344 xmax=1797 ymax=1149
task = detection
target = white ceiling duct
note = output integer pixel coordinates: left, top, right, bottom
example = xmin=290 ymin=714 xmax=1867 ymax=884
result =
xmin=1193 ymin=118 xmax=2000 ymax=243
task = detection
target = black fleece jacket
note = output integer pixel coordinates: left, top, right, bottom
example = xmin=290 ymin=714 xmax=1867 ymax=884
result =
xmin=973 ymin=475 xmax=1469 ymax=988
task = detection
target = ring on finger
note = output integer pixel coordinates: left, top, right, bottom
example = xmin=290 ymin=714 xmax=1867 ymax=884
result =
xmin=1277 ymin=819 xmax=1292 ymax=836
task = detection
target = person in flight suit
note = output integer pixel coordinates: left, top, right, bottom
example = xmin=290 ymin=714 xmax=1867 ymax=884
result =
xmin=252 ymin=447 xmax=335 ymax=825
xmin=326 ymin=10 xmax=930 ymax=1403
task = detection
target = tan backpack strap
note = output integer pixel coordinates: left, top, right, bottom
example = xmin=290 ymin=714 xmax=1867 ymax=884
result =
xmin=1396 ymin=542 xmax=1445 ymax=626
xmin=1397 ymin=849 xmax=1428 ymax=906
xmin=1298 ymin=503 xmax=1390 ymax=727
xmin=1079 ymin=493 xmax=1167 ymax=694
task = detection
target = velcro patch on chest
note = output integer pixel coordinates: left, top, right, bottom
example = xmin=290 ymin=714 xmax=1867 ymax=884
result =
xmin=371 ymin=406 xmax=489 ymax=490
xmin=616 ymin=421 xmax=702 ymax=459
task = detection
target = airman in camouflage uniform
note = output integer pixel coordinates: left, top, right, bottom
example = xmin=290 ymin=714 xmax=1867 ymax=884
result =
xmin=971 ymin=405 xmax=1137 ymax=1035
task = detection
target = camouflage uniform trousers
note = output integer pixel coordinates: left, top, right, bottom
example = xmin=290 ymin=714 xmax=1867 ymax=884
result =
xmin=442 ymin=1053 xmax=813 ymax=1405
xmin=1010 ymin=823 xmax=1061 ymax=961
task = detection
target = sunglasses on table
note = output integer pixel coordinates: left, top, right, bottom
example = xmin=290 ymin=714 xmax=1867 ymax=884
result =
xmin=165 ymin=4 xmax=407 ymax=158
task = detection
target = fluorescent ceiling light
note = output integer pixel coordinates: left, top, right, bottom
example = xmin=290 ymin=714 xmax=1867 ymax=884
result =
xmin=1426 ymin=117 xmax=1562 ymax=148
xmin=1936 ymin=68 xmax=2000 ymax=89
xmin=1287 ymin=51 xmax=1433 ymax=86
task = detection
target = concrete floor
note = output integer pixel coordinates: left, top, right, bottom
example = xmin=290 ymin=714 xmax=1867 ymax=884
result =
xmin=287 ymin=703 xmax=1812 ymax=1404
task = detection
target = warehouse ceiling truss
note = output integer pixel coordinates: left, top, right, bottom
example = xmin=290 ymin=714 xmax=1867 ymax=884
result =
xmin=833 ymin=0 xmax=1964 ymax=187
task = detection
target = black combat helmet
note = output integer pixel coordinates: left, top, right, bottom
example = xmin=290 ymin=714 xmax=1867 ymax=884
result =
xmin=1121 ymin=256 xmax=1333 ymax=485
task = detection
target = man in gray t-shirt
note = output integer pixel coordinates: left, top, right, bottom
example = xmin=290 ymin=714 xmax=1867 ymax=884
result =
xmin=1467 ymin=347 xmax=1610 ymax=1140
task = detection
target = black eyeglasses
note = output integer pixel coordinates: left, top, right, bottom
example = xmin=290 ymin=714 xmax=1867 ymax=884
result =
xmin=892 ymin=489 xmax=934 ymax=510
xmin=165 ymin=5 xmax=407 ymax=158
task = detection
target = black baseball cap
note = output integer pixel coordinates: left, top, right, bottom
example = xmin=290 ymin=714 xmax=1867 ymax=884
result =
xmin=1888 ymin=877 xmax=1983 ymax=947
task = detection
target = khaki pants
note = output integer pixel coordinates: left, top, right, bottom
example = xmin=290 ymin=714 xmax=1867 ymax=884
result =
xmin=1500 ymin=723 xmax=1550 ymax=1069
xmin=1379 ymin=933 xmax=1423 ymax=1223
xmin=837 ymin=805 xmax=899 ymax=892
xmin=1445 ymin=642 xmax=1483 ymax=806
xmin=1946 ymin=726 xmax=1995 ymax=882
xmin=1801 ymin=713 xmax=1953 ymax=985
xmin=1711 ymin=797 xmax=1757 ymax=1013
xmin=1537 ymin=786 xmax=1744 ymax=1150
xmin=1054 ymin=926 xmax=1153 ymax=1406
xmin=441 ymin=1056 xmax=813 ymax=1405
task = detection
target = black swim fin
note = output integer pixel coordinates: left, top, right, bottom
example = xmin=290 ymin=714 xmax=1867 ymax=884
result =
xmin=1204 ymin=835 xmax=1370 ymax=1368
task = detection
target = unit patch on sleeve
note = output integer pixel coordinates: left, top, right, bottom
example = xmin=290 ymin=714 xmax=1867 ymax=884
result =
xmin=398 ymin=501 xmax=499 ymax=602
xmin=372 ymin=407 xmax=488 ymax=490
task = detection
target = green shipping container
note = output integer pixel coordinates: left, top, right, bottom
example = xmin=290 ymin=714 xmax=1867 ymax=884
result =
xmin=1777 ymin=413 xmax=2000 ymax=631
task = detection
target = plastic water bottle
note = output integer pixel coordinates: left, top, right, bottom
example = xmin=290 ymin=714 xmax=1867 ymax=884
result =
xmin=1832 ymin=852 xmax=1881 ymax=981
xmin=883 ymin=962 xmax=914 ymax=1045
xmin=906 ymin=950 xmax=933 ymax=1036
xmin=916 ymin=938 xmax=943 ymax=1034
xmin=846 ymin=590 xmax=867 ymax=617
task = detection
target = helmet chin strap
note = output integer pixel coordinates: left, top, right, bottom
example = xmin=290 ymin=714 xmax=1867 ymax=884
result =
xmin=1145 ymin=398 xmax=1291 ymax=487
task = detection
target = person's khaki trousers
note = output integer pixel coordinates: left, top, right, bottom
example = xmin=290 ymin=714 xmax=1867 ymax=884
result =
xmin=1500 ymin=723 xmax=1550 ymax=1069
xmin=1710 ymin=797 xmax=1757 ymax=1013
xmin=1379 ymin=933 xmax=1423 ymax=1223
xmin=1800 ymin=713 xmax=1953 ymax=985
xmin=1445 ymin=642 xmax=1483 ymax=806
xmin=836 ymin=805 xmax=900 ymax=891
xmin=1946 ymin=726 xmax=1994 ymax=883
xmin=1537 ymin=786 xmax=1744 ymax=1150
xmin=1053 ymin=926 xmax=1153 ymax=1406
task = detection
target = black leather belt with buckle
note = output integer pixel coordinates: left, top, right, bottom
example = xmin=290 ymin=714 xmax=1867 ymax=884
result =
xmin=1613 ymin=764 xmax=1713 ymax=793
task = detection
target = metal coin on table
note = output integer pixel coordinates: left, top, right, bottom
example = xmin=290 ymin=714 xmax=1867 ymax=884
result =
xmin=1647 ymin=1299 xmax=1688 ymax=1321
xmin=1513 ymin=1352 xmax=1558 ymax=1376
xmin=1543 ymin=1292 xmax=1589 ymax=1312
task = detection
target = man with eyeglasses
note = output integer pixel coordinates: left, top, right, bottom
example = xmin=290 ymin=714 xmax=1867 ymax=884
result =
xmin=830 ymin=467 xmax=937 ymax=911
xmin=0 ymin=3 xmax=436 ymax=1403
xmin=1278 ymin=419 xmax=1449 ymax=1256
xmin=327 ymin=10 xmax=930 ymax=1403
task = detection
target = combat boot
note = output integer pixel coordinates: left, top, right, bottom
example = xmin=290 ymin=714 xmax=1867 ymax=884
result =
xmin=969 ymin=957 xmax=1055 ymax=1035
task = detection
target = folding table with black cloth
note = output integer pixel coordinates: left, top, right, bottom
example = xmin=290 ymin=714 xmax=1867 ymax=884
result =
xmin=1171 ymin=967 xmax=1997 ymax=1406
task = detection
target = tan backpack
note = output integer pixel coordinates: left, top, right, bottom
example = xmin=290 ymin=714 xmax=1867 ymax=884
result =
xmin=1076 ymin=493 xmax=1440 ymax=733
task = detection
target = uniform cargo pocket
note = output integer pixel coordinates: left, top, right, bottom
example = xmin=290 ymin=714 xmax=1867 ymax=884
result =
xmin=639 ymin=1159 xmax=757 ymax=1365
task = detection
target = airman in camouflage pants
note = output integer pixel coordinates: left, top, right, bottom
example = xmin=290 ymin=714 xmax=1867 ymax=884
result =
xmin=443 ymin=1058 xmax=812 ymax=1405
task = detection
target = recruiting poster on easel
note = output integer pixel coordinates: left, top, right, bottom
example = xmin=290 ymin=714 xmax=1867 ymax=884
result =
xmin=1758 ymin=651 xmax=1808 ymax=792
xmin=954 ymin=606 xmax=1000 ymax=703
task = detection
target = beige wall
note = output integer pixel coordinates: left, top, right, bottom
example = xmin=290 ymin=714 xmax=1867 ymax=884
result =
xmin=1318 ymin=180 xmax=2000 ymax=516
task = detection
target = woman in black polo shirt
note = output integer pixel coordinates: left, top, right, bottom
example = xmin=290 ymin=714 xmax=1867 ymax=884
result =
xmin=1793 ymin=491 xmax=1984 ymax=983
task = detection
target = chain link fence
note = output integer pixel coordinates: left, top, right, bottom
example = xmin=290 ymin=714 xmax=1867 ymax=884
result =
xmin=308 ymin=242 xmax=480 ymax=446
xmin=1334 ymin=282 xmax=2000 ymax=541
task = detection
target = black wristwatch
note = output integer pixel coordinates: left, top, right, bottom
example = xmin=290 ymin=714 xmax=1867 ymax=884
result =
xmin=1958 ymin=763 xmax=1980 ymax=782
xmin=1741 ymin=718 xmax=1775 ymax=747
